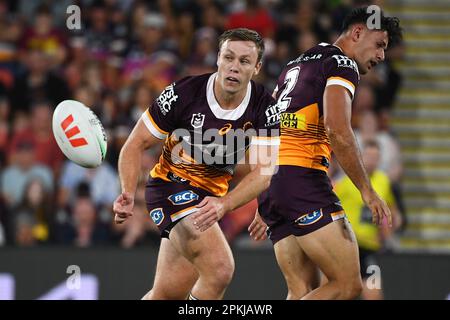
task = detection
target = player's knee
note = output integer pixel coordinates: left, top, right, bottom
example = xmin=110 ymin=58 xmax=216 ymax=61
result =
xmin=206 ymin=257 xmax=234 ymax=289
xmin=215 ymin=259 xmax=235 ymax=286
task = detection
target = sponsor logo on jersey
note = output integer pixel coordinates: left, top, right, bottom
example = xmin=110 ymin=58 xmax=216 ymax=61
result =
xmin=265 ymin=103 xmax=283 ymax=127
xmin=219 ymin=123 xmax=232 ymax=135
xmin=287 ymin=53 xmax=323 ymax=66
xmin=332 ymin=55 xmax=358 ymax=73
xmin=167 ymin=172 xmax=189 ymax=184
xmin=295 ymin=209 xmax=323 ymax=226
xmin=157 ymin=83 xmax=178 ymax=115
xmin=280 ymin=113 xmax=306 ymax=130
xmin=168 ymin=190 xmax=199 ymax=205
xmin=191 ymin=113 xmax=205 ymax=128
xmin=150 ymin=208 xmax=165 ymax=225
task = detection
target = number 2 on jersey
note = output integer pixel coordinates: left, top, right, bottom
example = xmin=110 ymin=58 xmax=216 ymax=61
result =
xmin=277 ymin=67 xmax=300 ymax=111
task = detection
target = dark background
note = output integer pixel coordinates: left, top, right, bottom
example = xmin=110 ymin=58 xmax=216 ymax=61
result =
xmin=1 ymin=247 xmax=449 ymax=300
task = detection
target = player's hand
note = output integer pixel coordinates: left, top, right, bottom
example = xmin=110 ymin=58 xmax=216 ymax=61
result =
xmin=192 ymin=197 xmax=230 ymax=232
xmin=113 ymin=192 xmax=134 ymax=224
xmin=248 ymin=209 xmax=268 ymax=241
xmin=362 ymin=189 xmax=392 ymax=227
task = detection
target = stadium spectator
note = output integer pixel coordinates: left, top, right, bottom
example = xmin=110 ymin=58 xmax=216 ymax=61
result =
xmin=54 ymin=194 xmax=111 ymax=248
xmin=225 ymin=0 xmax=276 ymax=38
xmin=0 ymin=96 xmax=9 ymax=168
xmin=1 ymin=139 xmax=53 ymax=209
xmin=57 ymin=160 xmax=119 ymax=211
xmin=9 ymin=49 xmax=70 ymax=115
xmin=13 ymin=177 xmax=53 ymax=244
xmin=8 ymin=102 xmax=64 ymax=175
xmin=334 ymin=140 xmax=403 ymax=299
xmin=19 ymin=4 xmax=67 ymax=68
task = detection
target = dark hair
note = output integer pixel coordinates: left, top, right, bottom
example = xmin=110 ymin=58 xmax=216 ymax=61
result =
xmin=363 ymin=139 xmax=380 ymax=151
xmin=218 ymin=28 xmax=265 ymax=63
xmin=35 ymin=4 xmax=51 ymax=16
xmin=341 ymin=6 xmax=402 ymax=48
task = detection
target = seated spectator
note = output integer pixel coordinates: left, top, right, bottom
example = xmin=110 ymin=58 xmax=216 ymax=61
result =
xmin=0 ymin=194 xmax=7 ymax=246
xmin=355 ymin=110 xmax=403 ymax=183
xmin=57 ymin=160 xmax=119 ymax=210
xmin=54 ymin=193 xmax=111 ymax=247
xmin=225 ymin=0 xmax=276 ymax=38
xmin=14 ymin=177 xmax=53 ymax=243
xmin=10 ymin=49 xmax=70 ymax=115
xmin=0 ymin=96 xmax=10 ymax=168
xmin=72 ymin=196 xmax=110 ymax=247
xmin=185 ymin=27 xmax=218 ymax=76
xmin=19 ymin=4 xmax=67 ymax=68
xmin=1 ymin=139 xmax=53 ymax=209
xmin=14 ymin=213 xmax=37 ymax=247
xmin=351 ymin=83 xmax=376 ymax=128
xmin=129 ymin=82 xmax=155 ymax=123
xmin=8 ymin=102 xmax=64 ymax=175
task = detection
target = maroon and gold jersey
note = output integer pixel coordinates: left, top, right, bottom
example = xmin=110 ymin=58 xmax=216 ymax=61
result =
xmin=275 ymin=43 xmax=360 ymax=172
xmin=142 ymin=73 xmax=280 ymax=196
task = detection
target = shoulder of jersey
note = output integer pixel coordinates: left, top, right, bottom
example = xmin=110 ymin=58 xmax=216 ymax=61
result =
xmin=285 ymin=42 xmax=337 ymax=68
xmin=173 ymin=73 xmax=211 ymax=97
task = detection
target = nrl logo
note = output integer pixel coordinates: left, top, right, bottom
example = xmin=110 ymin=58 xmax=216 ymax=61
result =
xmin=191 ymin=113 xmax=205 ymax=128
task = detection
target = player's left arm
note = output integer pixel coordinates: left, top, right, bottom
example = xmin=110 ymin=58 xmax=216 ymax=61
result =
xmin=191 ymin=142 xmax=278 ymax=232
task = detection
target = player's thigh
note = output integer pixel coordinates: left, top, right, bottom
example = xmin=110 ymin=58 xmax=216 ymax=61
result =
xmin=152 ymin=238 xmax=199 ymax=298
xmin=274 ymin=235 xmax=320 ymax=289
xmin=296 ymin=218 xmax=360 ymax=282
xmin=170 ymin=217 xmax=234 ymax=275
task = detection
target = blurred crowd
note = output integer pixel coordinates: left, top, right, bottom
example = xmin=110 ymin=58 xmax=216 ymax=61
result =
xmin=0 ymin=0 xmax=405 ymax=249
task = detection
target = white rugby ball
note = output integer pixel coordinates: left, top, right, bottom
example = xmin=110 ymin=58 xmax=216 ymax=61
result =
xmin=52 ymin=100 xmax=107 ymax=168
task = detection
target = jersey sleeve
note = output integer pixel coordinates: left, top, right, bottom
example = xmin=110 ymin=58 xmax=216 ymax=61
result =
xmin=141 ymin=82 xmax=180 ymax=139
xmin=251 ymin=90 xmax=280 ymax=146
xmin=323 ymin=54 xmax=360 ymax=99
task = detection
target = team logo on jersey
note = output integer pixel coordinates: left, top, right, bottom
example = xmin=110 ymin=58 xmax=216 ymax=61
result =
xmin=157 ymin=83 xmax=178 ymax=115
xmin=295 ymin=209 xmax=323 ymax=226
xmin=191 ymin=113 xmax=205 ymax=128
xmin=168 ymin=190 xmax=199 ymax=205
xmin=332 ymin=55 xmax=359 ymax=74
xmin=149 ymin=208 xmax=165 ymax=226
xmin=280 ymin=113 xmax=306 ymax=130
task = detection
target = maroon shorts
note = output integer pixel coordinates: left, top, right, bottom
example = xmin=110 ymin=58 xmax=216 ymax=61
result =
xmin=145 ymin=177 xmax=214 ymax=238
xmin=258 ymin=165 xmax=346 ymax=244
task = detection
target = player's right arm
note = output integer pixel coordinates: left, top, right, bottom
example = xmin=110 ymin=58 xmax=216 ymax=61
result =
xmin=114 ymin=80 xmax=182 ymax=224
xmin=113 ymin=119 xmax=161 ymax=224
xmin=323 ymin=85 xmax=392 ymax=227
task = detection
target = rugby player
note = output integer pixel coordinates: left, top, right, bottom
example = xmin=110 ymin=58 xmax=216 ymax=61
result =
xmin=113 ymin=28 xmax=280 ymax=300
xmin=249 ymin=7 xmax=402 ymax=299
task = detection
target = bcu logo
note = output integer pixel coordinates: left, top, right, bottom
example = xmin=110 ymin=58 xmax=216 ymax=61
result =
xmin=168 ymin=190 xmax=199 ymax=205
xmin=150 ymin=208 xmax=164 ymax=226
xmin=295 ymin=209 xmax=323 ymax=226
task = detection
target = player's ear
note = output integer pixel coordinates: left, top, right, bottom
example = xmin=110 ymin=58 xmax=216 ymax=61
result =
xmin=216 ymin=51 xmax=220 ymax=68
xmin=254 ymin=61 xmax=262 ymax=76
xmin=351 ymin=24 xmax=364 ymax=43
